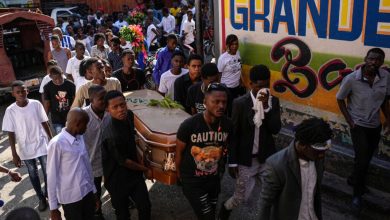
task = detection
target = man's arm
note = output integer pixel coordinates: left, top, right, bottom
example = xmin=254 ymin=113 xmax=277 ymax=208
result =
xmin=258 ymin=163 xmax=282 ymax=220
xmin=8 ymin=132 xmax=21 ymax=168
xmin=228 ymin=99 xmax=241 ymax=178
xmin=381 ymin=97 xmax=390 ymax=133
xmin=71 ymin=86 xmax=85 ymax=108
xmin=153 ymin=54 xmax=163 ymax=85
xmin=263 ymin=98 xmax=282 ymax=135
xmin=43 ymin=100 xmax=50 ymax=115
xmin=42 ymin=121 xmax=53 ymax=140
xmin=175 ymin=139 xmax=186 ymax=180
xmin=47 ymin=51 xmax=53 ymax=61
xmin=337 ymin=99 xmax=355 ymax=128
xmin=0 ymin=165 xmax=21 ymax=182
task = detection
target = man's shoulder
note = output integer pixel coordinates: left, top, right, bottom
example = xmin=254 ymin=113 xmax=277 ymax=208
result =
xmin=63 ymin=80 xmax=76 ymax=88
xmin=188 ymin=81 xmax=201 ymax=91
xmin=266 ymin=146 xmax=290 ymax=168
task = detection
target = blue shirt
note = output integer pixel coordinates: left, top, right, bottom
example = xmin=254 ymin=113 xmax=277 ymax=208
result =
xmin=152 ymin=47 xmax=179 ymax=85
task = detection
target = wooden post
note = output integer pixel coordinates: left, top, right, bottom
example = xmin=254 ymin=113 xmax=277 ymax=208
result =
xmin=195 ymin=0 xmax=203 ymax=57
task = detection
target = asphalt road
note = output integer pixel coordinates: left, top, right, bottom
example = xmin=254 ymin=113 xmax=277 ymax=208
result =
xmin=0 ymin=93 xmax=369 ymax=220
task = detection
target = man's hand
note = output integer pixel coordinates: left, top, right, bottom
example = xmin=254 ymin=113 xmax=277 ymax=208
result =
xmin=9 ymin=170 xmax=22 ymax=182
xmin=228 ymin=167 xmax=238 ymax=179
xmin=51 ymin=209 xmax=62 ymax=220
xmin=258 ymin=91 xmax=270 ymax=109
xmin=144 ymin=168 xmax=154 ymax=182
xmin=12 ymin=154 xmax=21 ymax=168
xmin=383 ymin=121 xmax=390 ymax=135
xmin=347 ymin=119 xmax=355 ymax=129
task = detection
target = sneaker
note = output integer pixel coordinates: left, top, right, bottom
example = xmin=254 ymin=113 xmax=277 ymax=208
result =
xmin=38 ymin=199 xmax=48 ymax=212
xmin=218 ymin=201 xmax=232 ymax=220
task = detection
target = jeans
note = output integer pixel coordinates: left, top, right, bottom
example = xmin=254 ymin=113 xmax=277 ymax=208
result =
xmin=24 ymin=155 xmax=48 ymax=200
xmin=349 ymin=124 xmax=382 ymax=196
xmin=52 ymin=123 xmax=64 ymax=135
xmin=182 ymin=178 xmax=220 ymax=220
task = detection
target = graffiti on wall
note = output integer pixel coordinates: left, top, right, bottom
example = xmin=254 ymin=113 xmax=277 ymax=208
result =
xmin=271 ymin=37 xmax=354 ymax=98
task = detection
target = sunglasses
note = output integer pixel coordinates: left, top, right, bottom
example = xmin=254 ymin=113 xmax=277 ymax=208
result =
xmin=206 ymin=83 xmax=227 ymax=93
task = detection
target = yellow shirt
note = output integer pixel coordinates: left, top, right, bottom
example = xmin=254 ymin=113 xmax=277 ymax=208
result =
xmin=170 ymin=7 xmax=181 ymax=17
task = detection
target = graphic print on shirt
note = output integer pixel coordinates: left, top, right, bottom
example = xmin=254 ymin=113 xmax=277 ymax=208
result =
xmin=227 ymin=58 xmax=242 ymax=73
xmin=190 ymin=131 xmax=228 ymax=176
xmin=56 ymin=91 xmax=70 ymax=111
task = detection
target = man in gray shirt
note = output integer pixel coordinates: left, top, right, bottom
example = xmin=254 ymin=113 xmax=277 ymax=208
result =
xmin=336 ymin=48 xmax=390 ymax=210
xmin=83 ymin=85 xmax=109 ymax=219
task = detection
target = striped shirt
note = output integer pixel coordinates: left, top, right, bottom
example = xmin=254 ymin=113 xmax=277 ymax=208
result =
xmin=108 ymin=50 xmax=123 ymax=72
xmin=61 ymin=35 xmax=76 ymax=50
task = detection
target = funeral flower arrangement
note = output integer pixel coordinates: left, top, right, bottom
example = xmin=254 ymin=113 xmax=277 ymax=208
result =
xmin=120 ymin=24 xmax=147 ymax=57
xmin=126 ymin=10 xmax=145 ymax=25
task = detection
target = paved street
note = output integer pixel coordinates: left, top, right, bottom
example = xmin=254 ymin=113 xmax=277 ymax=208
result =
xmin=0 ymin=95 xmax=380 ymax=220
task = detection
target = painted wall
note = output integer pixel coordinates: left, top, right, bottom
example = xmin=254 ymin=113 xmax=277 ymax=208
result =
xmin=217 ymin=0 xmax=390 ymax=159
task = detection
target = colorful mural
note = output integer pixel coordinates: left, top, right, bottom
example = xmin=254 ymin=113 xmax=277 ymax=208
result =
xmin=217 ymin=0 xmax=390 ymax=157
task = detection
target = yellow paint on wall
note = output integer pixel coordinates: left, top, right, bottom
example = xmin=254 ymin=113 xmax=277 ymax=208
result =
xmin=382 ymin=0 xmax=390 ymax=7
xmin=340 ymin=0 xmax=349 ymax=27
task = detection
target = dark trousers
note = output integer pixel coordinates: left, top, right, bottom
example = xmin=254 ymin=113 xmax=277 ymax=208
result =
xmin=108 ymin=178 xmax=151 ymax=220
xmin=182 ymin=178 xmax=220 ymax=220
xmin=350 ymin=124 xmax=382 ymax=196
xmin=62 ymin=191 xmax=95 ymax=220
xmin=94 ymin=176 xmax=103 ymax=211
xmin=226 ymin=86 xmax=245 ymax=117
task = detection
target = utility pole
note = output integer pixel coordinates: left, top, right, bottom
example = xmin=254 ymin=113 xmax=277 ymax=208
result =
xmin=195 ymin=0 xmax=203 ymax=57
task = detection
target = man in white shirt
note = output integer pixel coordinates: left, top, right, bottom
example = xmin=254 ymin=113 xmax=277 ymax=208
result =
xmin=158 ymin=51 xmax=188 ymax=99
xmin=114 ymin=13 xmax=129 ymax=29
xmin=256 ymin=118 xmax=333 ymax=220
xmin=146 ymin=17 xmax=160 ymax=52
xmin=219 ymin=65 xmax=281 ymax=219
xmin=66 ymin=41 xmax=90 ymax=90
xmin=182 ymin=10 xmax=196 ymax=53
xmin=158 ymin=7 xmax=176 ymax=35
xmin=47 ymin=108 xmax=96 ymax=220
xmin=2 ymin=81 xmax=53 ymax=212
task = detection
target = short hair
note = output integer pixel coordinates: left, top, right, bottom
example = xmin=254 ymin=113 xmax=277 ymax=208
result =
xmin=84 ymin=57 xmax=100 ymax=71
xmin=110 ymin=36 xmax=120 ymax=45
xmin=250 ymin=65 xmax=270 ymax=82
xmin=187 ymin=54 xmax=203 ymax=65
xmin=366 ymin=48 xmax=385 ymax=59
xmin=294 ymin=118 xmax=333 ymax=145
xmin=201 ymin=63 xmax=219 ymax=79
xmin=94 ymin=33 xmax=106 ymax=44
xmin=47 ymin=59 xmax=58 ymax=67
xmin=166 ymin=34 xmax=178 ymax=42
xmin=50 ymin=34 xmax=60 ymax=41
xmin=101 ymin=59 xmax=111 ymax=67
xmin=52 ymin=27 xmax=63 ymax=33
xmin=121 ymin=49 xmax=135 ymax=58
xmin=88 ymin=85 xmax=106 ymax=99
xmin=225 ymin=34 xmax=238 ymax=46
xmin=104 ymin=90 xmax=125 ymax=107
xmin=162 ymin=7 xmax=169 ymax=14
xmin=75 ymin=41 xmax=85 ymax=49
xmin=49 ymin=65 xmax=63 ymax=75
xmin=79 ymin=59 xmax=87 ymax=77
xmin=171 ymin=51 xmax=186 ymax=61
xmin=11 ymin=80 xmax=25 ymax=90
xmin=5 ymin=207 xmax=40 ymax=220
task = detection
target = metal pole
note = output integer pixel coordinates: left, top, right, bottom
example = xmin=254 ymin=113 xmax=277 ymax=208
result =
xmin=195 ymin=0 xmax=203 ymax=57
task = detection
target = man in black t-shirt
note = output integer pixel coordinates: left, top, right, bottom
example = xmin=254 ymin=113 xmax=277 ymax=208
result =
xmin=187 ymin=63 xmax=220 ymax=115
xmin=43 ymin=65 xmax=76 ymax=134
xmin=174 ymin=54 xmax=202 ymax=113
xmin=176 ymin=83 xmax=234 ymax=220
xmin=112 ymin=49 xmax=146 ymax=92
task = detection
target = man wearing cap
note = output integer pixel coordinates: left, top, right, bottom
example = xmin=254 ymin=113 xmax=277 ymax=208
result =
xmin=257 ymin=118 xmax=333 ymax=220
xmin=219 ymin=65 xmax=281 ymax=219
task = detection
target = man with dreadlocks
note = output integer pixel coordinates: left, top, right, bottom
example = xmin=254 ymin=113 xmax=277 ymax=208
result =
xmin=258 ymin=118 xmax=333 ymax=220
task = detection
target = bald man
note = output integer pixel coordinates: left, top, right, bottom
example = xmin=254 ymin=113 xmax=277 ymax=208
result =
xmin=47 ymin=108 xmax=96 ymax=220
xmin=52 ymin=27 xmax=76 ymax=51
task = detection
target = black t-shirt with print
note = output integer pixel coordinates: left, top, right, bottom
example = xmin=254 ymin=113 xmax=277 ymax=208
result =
xmin=112 ymin=68 xmax=146 ymax=92
xmin=186 ymin=82 xmax=206 ymax=113
xmin=43 ymin=80 xmax=76 ymax=124
xmin=177 ymin=113 xmax=234 ymax=181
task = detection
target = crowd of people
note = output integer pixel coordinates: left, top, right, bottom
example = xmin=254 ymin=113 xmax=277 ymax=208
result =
xmin=1 ymin=0 xmax=390 ymax=220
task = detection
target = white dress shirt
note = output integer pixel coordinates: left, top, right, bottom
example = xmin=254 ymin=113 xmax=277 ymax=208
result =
xmin=298 ymin=159 xmax=318 ymax=220
xmin=158 ymin=14 xmax=176 ymax=34
xmin=47 ymin=129 xmax=96 ymax=210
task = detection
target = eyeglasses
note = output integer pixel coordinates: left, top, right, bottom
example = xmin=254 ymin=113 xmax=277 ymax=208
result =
xmin=206 ymin=83 xmax=227 ymax=93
